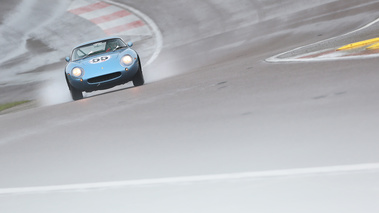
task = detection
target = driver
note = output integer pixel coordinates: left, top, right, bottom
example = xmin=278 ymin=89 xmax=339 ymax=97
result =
xmin=106 ymin=40 xmax=117 ymax=52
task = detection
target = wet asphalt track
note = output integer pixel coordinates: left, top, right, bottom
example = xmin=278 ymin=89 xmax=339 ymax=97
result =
xmin=1 ymin=0 xmax=379 ymax=212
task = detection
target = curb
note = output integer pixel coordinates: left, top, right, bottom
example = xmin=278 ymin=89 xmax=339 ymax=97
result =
xmin=68 ymin=0 xmax=151 ymax=36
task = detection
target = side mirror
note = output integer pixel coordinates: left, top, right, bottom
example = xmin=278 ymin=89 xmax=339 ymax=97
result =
xmin=65 ymin=56 xmax=70 ymax=62
xmin=127 ymin=42 xmax=133 ymax=48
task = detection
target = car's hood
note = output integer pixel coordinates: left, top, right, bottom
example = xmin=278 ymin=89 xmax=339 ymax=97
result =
xmin=77 ymin=51 xmax=122 ymax=68
xmin=68 ymin=50 xmax=126 ymax=78
xmin=66 ymin=48 xmax=137 ymax=79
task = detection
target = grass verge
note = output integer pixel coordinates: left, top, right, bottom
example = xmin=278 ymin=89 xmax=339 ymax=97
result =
xmin=0 ymin=101 xmax=31 ymax=112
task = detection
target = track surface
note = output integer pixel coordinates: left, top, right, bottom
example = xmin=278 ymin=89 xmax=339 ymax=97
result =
xmin=1 ymin=0 xmax=379 ymax=212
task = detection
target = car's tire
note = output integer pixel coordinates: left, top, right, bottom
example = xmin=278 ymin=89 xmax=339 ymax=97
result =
xmin=69 ymin=85 xmax=83 ymax=101
xmin=65 ymin=74 xmax=84 ymax=101
xmin=132 ymin=58 xmax=144 ymax=87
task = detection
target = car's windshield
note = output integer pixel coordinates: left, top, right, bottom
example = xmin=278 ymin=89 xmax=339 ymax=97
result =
xmin=71 ymin=39 xmax=126 ymax=61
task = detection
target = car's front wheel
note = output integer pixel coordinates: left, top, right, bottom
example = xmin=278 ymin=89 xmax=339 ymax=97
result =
xmin=69 ymin=85 xmax=83 ymax=101
xmin=132 ymin=58 xmax=144 ymax=87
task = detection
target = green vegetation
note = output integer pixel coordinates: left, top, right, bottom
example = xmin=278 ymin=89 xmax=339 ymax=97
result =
xmin=0 ymin=101 xmax=31 ymax=112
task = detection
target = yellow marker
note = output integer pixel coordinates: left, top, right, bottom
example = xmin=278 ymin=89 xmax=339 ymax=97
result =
xmin=366 ymin=42 xmax=379 ymax=50
xmin=337 ymin=37 xmax=379 ymax=51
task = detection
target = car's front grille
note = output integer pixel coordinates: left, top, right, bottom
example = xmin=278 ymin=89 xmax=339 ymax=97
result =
xmin=88 ymin=72 xmax=122 ymax=83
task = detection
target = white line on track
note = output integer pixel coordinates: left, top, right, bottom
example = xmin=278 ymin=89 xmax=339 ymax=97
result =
xmin=266 ymin=17 xmax=379 ymax=62
xmin=1 ymin=163 xmax=379 ymax=195
xmin=104 ymin=0 xmax=163 ymax=68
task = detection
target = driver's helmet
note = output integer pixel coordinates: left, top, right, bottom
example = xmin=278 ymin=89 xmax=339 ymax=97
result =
xmin=107 ymin=40 xmax=117 ymax=51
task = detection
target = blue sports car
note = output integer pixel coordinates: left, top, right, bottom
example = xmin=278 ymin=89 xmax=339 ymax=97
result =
xmin=65 ymin=36 xmax=144 ymax=100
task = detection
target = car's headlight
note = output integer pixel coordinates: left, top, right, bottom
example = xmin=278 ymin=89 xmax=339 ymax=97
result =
xmin=71 ymin=67 xmax=84 ymax=78
xmin=121 ymin=55 xmax=133 ymax=66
